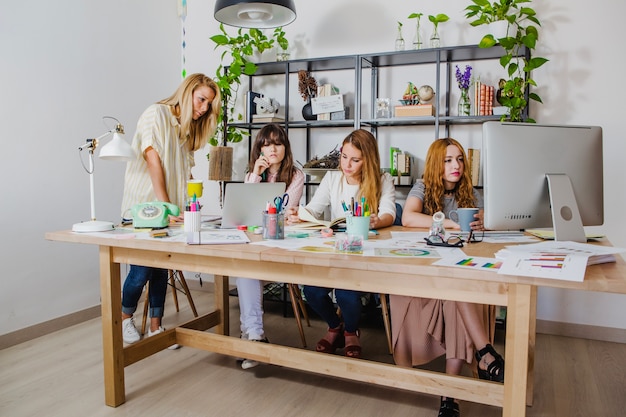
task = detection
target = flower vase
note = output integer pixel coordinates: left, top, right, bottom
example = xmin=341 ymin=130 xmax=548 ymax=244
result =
xmin=395 ymin=26 xmax=405 ymax=51
xmin=412 ymin=21 xmax=423 ymax=50
xmin=458 ymin=88 xmax=471 ymax=117
xmin=430 ymin=25 xmax=441 ymax=48
xmin=302 ymin=99 xmax=316 ymax=120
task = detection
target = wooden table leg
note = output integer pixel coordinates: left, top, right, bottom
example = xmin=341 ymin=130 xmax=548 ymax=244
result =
xmin=503 ymin=284 xmax=532 ymax=417
xmin=99 ymin=246 xmax=125 ymax=407
xmin=526 ymin=286 xmax=537 ymax=406
xmin=213 ymin=275 xmax=230 ymax=336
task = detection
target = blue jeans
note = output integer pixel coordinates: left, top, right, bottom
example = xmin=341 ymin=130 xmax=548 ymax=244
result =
xmin=303 ymin=286 xmax=361 ymax=333
xmin=121 ymin=265 xmax=168 ymax=318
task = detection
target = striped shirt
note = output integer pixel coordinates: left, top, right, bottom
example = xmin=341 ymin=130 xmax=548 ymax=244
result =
xmin=120 ymin=104 xmax=194 ymax=218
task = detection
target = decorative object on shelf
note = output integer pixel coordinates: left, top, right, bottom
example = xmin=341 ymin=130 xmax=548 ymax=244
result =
xmin=456 ymin=64 xmax=472 ymax=116
xmin=209 ymin=24 xmax=289 ymax=146
xmin=400 ymin=82 xmax=420 ymax=105
xmin=302 ymin=146 xmax=340 ymax=169
xmin=214 ymin=0 xmax=296 ymax=29
xmin=298 ymin=69 xmax=318 ymax=120
xmin=376 ymin=98 xmax=391 ymax=118
xmin=408 ymin=12 xmax=423 ymax=50
xmin=417 ymin=85 xmax=434 ymax=103
xmin=428 ymin=13 xmax=449 ymax=48
xmin=394 ymin=21 xmax=405 ymax=51
xmin=465 ymin=0 xmax=548 ymax=122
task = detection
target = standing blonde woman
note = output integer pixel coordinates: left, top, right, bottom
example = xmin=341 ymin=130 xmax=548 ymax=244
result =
xmin=120 ymin=74 xmax=221 ymax=346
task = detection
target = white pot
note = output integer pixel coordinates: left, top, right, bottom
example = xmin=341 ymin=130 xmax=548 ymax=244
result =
xmin=487 ymin=20 xmax=509 ymax=40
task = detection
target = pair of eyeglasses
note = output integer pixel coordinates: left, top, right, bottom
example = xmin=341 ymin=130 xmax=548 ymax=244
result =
xmin=424 ymin=234 xmax=464 ymax=248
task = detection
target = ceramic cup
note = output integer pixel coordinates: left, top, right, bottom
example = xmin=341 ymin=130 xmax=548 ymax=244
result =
xmin=187 ymin=179 xmax=203 ymax=198
xmin=449 ymin=208 xmax=479 ymax=232
xmin=346 ymin=215 xmax=371 ymax=241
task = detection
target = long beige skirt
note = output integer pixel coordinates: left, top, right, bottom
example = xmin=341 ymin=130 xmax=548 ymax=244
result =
xmin=390 ymin=295 xmax=480 ymax=368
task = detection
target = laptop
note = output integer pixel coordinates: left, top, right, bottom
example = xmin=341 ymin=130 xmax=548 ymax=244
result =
xmin=220 ymin=182 xmax=286 ymax=229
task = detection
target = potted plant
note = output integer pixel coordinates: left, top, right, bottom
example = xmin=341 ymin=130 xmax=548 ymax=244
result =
xmin=208 ymin=24 xmax=288 ymax=180
xmin=428 ymin=13 xmax=449 ymax=48
xmin=464 ymin=0 xmax=548 ymax=122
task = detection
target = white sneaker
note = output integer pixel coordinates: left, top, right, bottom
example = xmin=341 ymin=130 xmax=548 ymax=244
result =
xmin=122 ymin=317 xmax=141 ymax=344
xmin=241 ymin=337 xmax=269 ymax=370
xmin=148 ymin=326 xmax=180 ymax=350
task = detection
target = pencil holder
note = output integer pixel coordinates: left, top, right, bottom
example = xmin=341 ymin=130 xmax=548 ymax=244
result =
xmin=262 ymin=211 xmax=284 ymax=239
xmin=184 ymin=211 xmax=201 ymax=233
xmin=346 ymin=215 xmax=370 ymax=240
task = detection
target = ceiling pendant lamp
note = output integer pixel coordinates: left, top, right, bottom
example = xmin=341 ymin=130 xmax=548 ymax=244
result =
xmin=214 ymin=0 xmax=296 ymax=28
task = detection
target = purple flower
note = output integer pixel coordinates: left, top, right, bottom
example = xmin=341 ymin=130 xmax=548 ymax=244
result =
xmin=455 ymin=65 xmax=472 ymax=90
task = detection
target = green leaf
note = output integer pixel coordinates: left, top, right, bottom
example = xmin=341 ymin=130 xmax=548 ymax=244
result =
xmin=479 ymin=34 xmax=497 ymax=48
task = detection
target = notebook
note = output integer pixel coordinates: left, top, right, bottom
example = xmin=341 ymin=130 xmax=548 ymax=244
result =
xmin=220 ymin=182 xmax=286 ymax=229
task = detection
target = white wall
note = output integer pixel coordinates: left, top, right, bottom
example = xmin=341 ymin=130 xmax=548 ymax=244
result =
xmin=0 ymin=0 xmax=181 ymax=336
xmin=1 ymin=0 xmax=624 ymax=337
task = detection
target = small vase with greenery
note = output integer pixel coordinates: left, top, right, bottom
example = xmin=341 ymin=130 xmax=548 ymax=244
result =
xmin=428 ymin=13 xmax=449 ymax=48
xmin=408 ymin=12 xmax=423 ymax=50
xmin=464 ymin=0 xmax=548 ymax=122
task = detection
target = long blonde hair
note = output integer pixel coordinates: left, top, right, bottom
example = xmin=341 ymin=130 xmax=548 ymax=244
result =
xmin=341 ymin=129 xmax=382 ymax=215
xmin=158 ymin=73 xmax=221 ymax=152
xmin=422 ymin=138 xmax=476 ymax=215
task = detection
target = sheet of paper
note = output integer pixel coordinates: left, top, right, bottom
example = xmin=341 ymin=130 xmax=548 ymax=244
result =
xmin=498 ymin=251 xmax=588 ymax=282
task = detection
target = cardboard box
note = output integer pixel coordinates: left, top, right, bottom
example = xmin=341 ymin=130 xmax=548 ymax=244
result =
xmin=394 ymin=104 xmax=435 ymax=117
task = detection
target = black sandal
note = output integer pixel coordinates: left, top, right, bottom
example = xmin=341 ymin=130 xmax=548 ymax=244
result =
xmin=475 ymin=344 xmax=505 ymax=383
xmin=438 ymin=397 xmax=459 ymax=417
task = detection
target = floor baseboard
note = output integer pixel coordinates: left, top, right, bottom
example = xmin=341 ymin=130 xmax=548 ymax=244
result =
xmin=0 ymin=305 xmax=101 ymax=350
xmin=537 ymin=319 xmax=626 ymax=344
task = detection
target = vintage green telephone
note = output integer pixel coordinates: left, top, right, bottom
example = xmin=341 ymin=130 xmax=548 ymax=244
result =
xmin=131 ymin=202 xmax=180 ymax=228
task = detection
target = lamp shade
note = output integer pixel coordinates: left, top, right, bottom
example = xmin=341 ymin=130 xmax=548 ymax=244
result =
xmin=99 ymin=132 xmax=135 ymax=161
xmin=214 ymin=0 xmax=296 ymax=28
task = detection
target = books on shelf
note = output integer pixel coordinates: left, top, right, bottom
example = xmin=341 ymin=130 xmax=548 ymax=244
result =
xmin=288 ymin=206 xmax=345 ymax=230
xmin=394 ymin=104 xmax=435 ymax=117
xmin=251 ymin=114 xmax=285 ymax=123
xmin=245 ymin=91 xmax=262 ymax=122
xmin=467 ymin=148 xmax=480 ymax=186
xmin=473 ymin=81 xmax=494 ymax=116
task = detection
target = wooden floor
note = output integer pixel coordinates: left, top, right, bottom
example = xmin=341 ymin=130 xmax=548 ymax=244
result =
xmin=1 ymin=283 xmax=625 ymax=417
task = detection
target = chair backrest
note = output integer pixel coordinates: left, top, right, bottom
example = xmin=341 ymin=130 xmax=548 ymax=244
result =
xmin=394 ymin=202 xmax=403 ymax=225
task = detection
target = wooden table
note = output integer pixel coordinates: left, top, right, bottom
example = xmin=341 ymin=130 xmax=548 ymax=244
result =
xmin=45 ymin=228 xmax=626 ymax=416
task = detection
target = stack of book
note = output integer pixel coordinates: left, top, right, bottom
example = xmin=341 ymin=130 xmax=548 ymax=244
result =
xmin=473 ymin=81 xmax=494 ymax=116
xmin=251 ymin=113 xmax=285 ymax=123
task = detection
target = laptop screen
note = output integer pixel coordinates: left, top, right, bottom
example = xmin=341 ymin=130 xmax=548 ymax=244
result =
xmin=220 ymin=182 xmax=286 ymax=229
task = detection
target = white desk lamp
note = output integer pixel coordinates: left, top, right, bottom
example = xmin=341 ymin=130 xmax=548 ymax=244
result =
xmin=72 ymin=117 xmax=135 ymax=232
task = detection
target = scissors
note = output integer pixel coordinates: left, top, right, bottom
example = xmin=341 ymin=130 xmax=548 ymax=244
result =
xmin=273 ymin=193 xmax=289 ymax=212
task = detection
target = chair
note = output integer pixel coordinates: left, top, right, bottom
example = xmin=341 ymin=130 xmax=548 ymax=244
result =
xmin=141 ymin=270 xmax=198 ymax=335
xmin=287 ymin=283 xmax=311 ymax=347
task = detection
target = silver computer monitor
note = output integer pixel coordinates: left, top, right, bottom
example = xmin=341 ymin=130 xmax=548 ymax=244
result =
xmin=482 ymin=122 xmax=603 ymax=242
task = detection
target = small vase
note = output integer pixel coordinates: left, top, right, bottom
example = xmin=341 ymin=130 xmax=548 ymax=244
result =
xmin=412 ymin=21 xmax=423 ymax=50
xmin=458 ymin=88 xmax=471 ymax=117
xmin=302 ymin=99 xmax=316 ymax=120
xmin=395 ymin=26 xmax=405 ymax=51
xmin=430 ymin=25 xmax=441 ymax=48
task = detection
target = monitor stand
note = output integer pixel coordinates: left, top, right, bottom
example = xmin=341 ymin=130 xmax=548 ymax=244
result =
xmin=545 ymin=174 xmax=586 ymax=242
